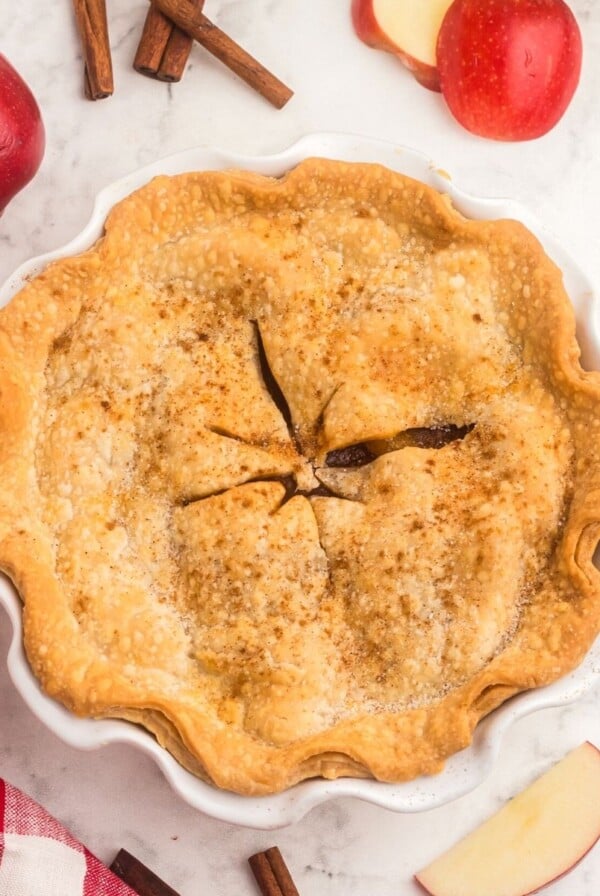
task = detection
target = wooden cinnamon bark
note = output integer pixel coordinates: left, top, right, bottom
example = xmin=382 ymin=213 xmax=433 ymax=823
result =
xmin=72 ymin=0 xmax=114 ymax=99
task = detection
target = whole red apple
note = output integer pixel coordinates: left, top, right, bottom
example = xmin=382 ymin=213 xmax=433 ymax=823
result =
xmin=437 ymin=0 xmax=583 ymax=140
xmin=0 ymin=55 xmax=45 ymax=213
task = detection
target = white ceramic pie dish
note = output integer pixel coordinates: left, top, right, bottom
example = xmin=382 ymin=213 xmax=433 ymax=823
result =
xmin=1 ymin=133 xmax=599 ymax=830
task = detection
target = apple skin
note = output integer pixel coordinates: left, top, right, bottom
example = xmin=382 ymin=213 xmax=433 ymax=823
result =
xmin=415 ymin=742 xmax=600 ymax=896
xmin=436 ymin=0 xmax=583 ymax=140
xmin=351 ymin=0 xmax=442 ymax=92
xmin=0 ymin=55 xmax=45 ymax=214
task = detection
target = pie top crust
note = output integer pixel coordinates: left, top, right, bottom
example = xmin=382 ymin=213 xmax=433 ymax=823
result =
xmin=1 ymin=158 xmax=599 ymax=795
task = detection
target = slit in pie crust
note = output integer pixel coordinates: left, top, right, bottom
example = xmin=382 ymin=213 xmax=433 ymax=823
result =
xmin=0 ymin=159 xmax=599 ymax=795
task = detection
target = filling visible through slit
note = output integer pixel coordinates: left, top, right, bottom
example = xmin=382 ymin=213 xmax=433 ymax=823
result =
xmin=183 ymin=328 xmax=477 ymax=508
xmin=252 ymin=320 xmax=298 ymax=448
xmin=181 ymin=423 xmax=476 ymax=507
xmin=180 ymin=320 xmax=477 ymax=507
xmin=326 ymin=424 xmax=476 ymax=467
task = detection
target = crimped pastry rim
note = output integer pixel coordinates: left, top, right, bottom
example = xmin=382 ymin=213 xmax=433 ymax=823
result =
xmin=1 ymin=135 xmax=599 ymax=828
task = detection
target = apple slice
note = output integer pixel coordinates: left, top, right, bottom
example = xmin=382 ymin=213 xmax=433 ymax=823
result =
xmin=351 ymin=0 xmax=453 ymax=92
xmin=416 ymin=742 xmax=600 ymax=896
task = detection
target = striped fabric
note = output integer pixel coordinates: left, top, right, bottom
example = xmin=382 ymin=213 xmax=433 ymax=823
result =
xmin=0 ymin=779 xmax=138 ymax=895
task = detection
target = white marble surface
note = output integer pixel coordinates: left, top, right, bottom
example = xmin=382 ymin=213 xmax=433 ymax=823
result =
xmin=1 ymin=0 xmax=600 ymax=893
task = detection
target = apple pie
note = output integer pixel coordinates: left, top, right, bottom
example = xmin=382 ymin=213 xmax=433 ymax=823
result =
xmin=0 ymin=159 xmax=599 ymax=794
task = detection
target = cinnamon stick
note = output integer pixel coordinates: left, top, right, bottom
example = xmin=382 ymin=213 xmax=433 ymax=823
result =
xmin=248 ymin=847 xmax=300 ymax=896
xmin=72 ymin=0 xmax=113 ymax=100
xmin=110 ymin=848 xmax=180 ymax=896
xmin=152 ymin=0 xmax=293 ymax=108
xmin=134 ymin=1 xmax=203 ymax=82
xmin=156 ymin=19 xmax=196 ymax=82
xmin=134 ymin=4 xmax=174 ymax=77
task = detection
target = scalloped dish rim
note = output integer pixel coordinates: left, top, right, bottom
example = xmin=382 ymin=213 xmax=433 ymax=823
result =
xmin=0 ymin=133 xmax=599 ymax=829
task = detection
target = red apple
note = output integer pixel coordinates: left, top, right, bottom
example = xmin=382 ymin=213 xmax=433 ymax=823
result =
xmin=436 ymin=0 xmax=583 ymax=140
xmin=416 ymin=742 xmax=600 ymax=896
xmin=351 ymin=0 xmax=454 ymax=92
xmin=0 ymin=55 xmax=45 ymax=214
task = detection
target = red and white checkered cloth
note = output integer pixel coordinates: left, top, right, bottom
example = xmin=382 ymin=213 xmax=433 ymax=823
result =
xmin=0 ymin=778 xmax=138 ymax=895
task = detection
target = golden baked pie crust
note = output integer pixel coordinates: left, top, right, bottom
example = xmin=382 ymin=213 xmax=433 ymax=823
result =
xmin=1 ymin=159 xmax=599 ymax=795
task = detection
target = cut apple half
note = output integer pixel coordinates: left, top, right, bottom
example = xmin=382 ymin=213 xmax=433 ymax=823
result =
xmin=351 ymin=0 xmax=454 ymax=91
xmin=416 ymin=742 xmax=600 ymax=896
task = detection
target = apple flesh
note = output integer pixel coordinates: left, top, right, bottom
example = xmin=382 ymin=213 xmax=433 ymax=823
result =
xmin=0 ymin=55 xmax=45 ymax=214
xmin=416 ymin=742 xmax=600 ymax=896
xmin=436 ymin=0 xmax=583 ymax=140
xmin=351 ymin=0 xmax=453 ymax=92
